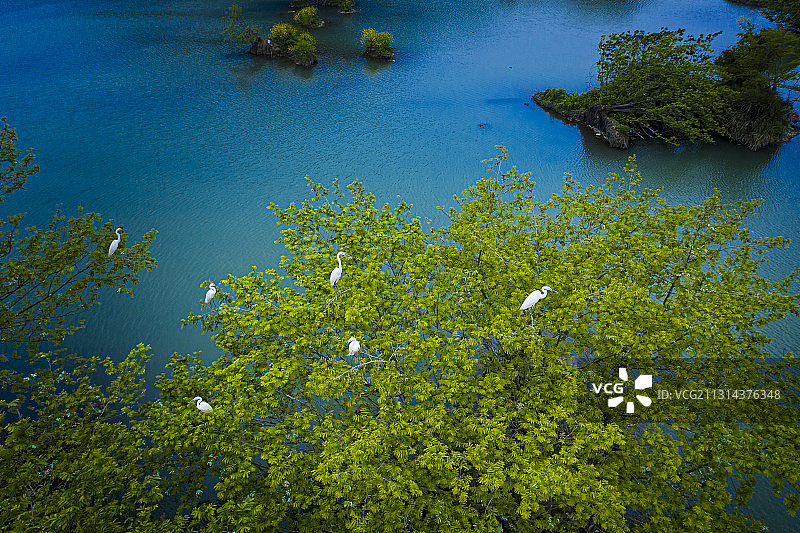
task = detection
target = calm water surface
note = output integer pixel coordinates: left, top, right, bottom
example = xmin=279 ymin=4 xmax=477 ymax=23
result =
xmin=2 ymin=0 xmax=798 ymax=528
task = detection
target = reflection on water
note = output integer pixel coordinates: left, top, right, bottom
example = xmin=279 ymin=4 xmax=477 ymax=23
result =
xmin=364 ymin=57 xmax=391 ymax=76
xmin=227 ymin=55 xmax=270 ymax=93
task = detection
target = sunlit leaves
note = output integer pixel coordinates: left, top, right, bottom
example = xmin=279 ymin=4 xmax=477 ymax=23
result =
xmin=164 ymin=151 xmax=798 ymax=532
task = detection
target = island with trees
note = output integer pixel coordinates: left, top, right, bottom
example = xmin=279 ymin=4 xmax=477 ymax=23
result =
xmin=362 ymin=27 xmax=395 ymax=60
xmin=294 ymin=6 xmax=324 ymax=29
xmin=535 ymin=25 xmax=799 ymax=150
xmin=222 ymin=2 xmax=389 ymax=67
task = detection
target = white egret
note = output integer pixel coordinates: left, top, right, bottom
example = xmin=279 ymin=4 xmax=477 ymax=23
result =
xmin=520 ymin=286 xmax=555 ymax=310
xmin=204 ymin=283 xmax=217 ymax=305
xmin=520 ymin=286 xmax=556 ymax=326
xmin=345 ymin=336 xmax=360 ymax=356
xmin=190 ymin=396 xmax=213 ymax=412
xmin=107 ymin=228 xmax=123 ymax=256
xmin=329 ymin=251 xmax=349 ymax=287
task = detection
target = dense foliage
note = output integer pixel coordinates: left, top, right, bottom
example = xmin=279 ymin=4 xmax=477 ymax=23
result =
xmin=0 ymin=120 xmax=173 ymax=531
xmin=362 ymin=28 xmax=395 ymax=59
xmin=155 ymin=149 xmax=799 ymax=532
xmin=294 ymin=7 xmax=323 ymax=28
xmin=289 ymin=31 xmax=319 ymax=67
xmin=270 ymin=23 xmax=298 ymax=51
xmin=2 ymin=114 xmax=798 ymax=531
xmin=740 ymin=0 xmax=800 ymax=30
xmin=717 ymin=22 xmax=800 ymax=149
xmin=539 ymin=26 xmax=799 ymax=149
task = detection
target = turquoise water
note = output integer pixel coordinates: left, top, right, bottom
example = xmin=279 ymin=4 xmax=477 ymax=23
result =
xmin=2 ymin=0 xmax=798 ymax=528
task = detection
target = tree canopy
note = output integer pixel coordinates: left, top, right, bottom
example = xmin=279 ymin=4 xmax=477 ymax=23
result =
xmin=1 ymin=116 xmax=797 ymax=530
xmin=0 ymin=119 xmax=173 ymax=531
xmin=149 ymin=149 xmax=800 ymax=532
xmin=593 ymin=29 xmax=731 ymax=144
xmin=755 ymin=0 xmax=800 ymax=31
xmin=222 ymin=3 xmax=261 ymax=45
xmin=538 ymin=26 xmax=800 ymax=149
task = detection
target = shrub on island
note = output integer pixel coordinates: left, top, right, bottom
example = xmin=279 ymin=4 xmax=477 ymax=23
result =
xmin=270 ymin=22 xmax=298 ymax=51
xmin=265 ymin=23 xmax=318 ymax=67
xmin=290 ymin=31 xmax=319 ymax=67
xmin=716 ymin=22 xmax=800 ymax=149
xmin=361 ymin=28 xmax=394 ymax=60
xmin=294 ymin=7 xmax=323 ymax=28
xmin=339 ymin=0 xmax=355 ymax=14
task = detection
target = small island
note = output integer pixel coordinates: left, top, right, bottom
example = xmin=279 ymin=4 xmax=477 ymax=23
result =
xmin=536 ymin=25 xmax=799 ymax=150
xmin=247 ymin=23 xmax=319 ymax=67
xmin=362 ymin=28 xmax=395 ymax=60
xmin=290 ymin=0 xmax=355 ymax=12
xmin=293 ymin=6 xmax=324 ymax=29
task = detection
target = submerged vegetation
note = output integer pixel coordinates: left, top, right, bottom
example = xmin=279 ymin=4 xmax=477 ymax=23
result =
xmin=221 ymin=3 xmax=261 ymax=45
xmin=537 ymin=25 xmax=799 ymax=150
xmin=2 ymin=118 xmax=799 ymax=531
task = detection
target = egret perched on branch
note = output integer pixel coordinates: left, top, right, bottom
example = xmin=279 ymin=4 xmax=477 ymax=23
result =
xmin=190 ymin=396 xmax=213 ymax=412
xmin=108 ymin=228 xmax=123 ymax=256
xmin=346 ymin=336 xmax=360 ymax=356
xmin=204 ymin=283 xmax=217 ymax=305
xmin=520 ymin=286 xmax=556 ymax=325
xmin=330 ymin=251 xmax=349 ymax=287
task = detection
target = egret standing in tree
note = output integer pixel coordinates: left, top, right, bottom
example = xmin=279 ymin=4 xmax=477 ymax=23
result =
xmin=346 ymin=336 xmax=360 ymax=356
xmin=204 ymin=283 xmax=217 ymax=306
xmin=190 ymin=396 xmax=213 ymax=412
xmin=107 ymin=228 xmax=123 ymax=257
xmin=520 ymin=286 xmax=556 ymax=325
xmin=330 ymin=251 xmax=349 ymax=287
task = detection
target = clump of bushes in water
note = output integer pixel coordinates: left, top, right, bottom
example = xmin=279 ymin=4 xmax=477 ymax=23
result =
xmin=269 ymin=23 xmax=319 ymax=67
xmin=294 ymin=6 xmax=323 ymax=28
xmin=362 ymin=28 xmax=395 ymax=59
xmin=289 ymin=31 xmax=320 ymax=67
xmin=339 ymin=0 xmax=355 ymax=14
xmin=270 ymin=22 xmax=298 ymax=50
xmin=535 ymin=25 xmax=799 ymax=150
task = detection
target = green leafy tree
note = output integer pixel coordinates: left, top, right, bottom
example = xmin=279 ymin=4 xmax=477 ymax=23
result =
xmin=717 ymin=22 xmax=800 ymax=94
xmin=362 ymin=28 xmax=395 ymax=59
xmin=0 ymin=118 xmax=157 ymax=356
xmin=716 ymin=22 xmax=800 ymax=149
xmin=289 ymin=31 xmax=319 ymax=67
xmin=0 ymin=119 xmax=175 ymax=531
xmin=593 ymin=29 xmax=731 ymax=144
xmin=222 ymin=3 xmax=261 ymax=45
xmin=155 ymin=149 xmax=798 ymax=532
xmin=293 ymin=7 xmax=323 ymax=29
xmin=270 ymin=22 xmax=298 ymax=51
xmin=757 ymin=0 xmax=800 ymax=30
xmin=0 ymin=347 xmax=194 ymax=532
